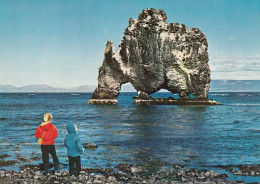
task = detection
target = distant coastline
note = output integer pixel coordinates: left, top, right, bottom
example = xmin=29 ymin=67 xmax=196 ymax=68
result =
xmin=0 ymin=80 xmax=260 ymax=92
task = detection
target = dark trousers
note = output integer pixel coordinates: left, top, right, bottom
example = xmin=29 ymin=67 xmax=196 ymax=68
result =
xmin=68 ymin=156 xmax=81 ymax=176
xmin=41 ymin=145 xmax=59 ymax=172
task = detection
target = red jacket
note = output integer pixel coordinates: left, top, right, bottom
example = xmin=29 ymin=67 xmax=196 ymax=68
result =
xmin=35 ymin=122 xmax=58 ymax=145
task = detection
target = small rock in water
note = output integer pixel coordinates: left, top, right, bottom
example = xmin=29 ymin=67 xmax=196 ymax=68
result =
xmin=84 ymin=143 xmax=98 ymax=149
xmin=250 ymin=171 xmax=255 ymax=176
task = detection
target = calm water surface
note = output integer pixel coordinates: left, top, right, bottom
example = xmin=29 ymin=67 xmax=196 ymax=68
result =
xmin=0 ymin=92 xmax=259 ymax=182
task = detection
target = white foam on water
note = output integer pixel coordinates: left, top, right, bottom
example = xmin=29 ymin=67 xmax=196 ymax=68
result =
xmin=210 ymin=94 xmax=229 ymax=96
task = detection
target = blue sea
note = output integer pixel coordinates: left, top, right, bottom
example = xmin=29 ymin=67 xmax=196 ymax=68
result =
xmin=0 ymin=92 xmax=259 ymax=182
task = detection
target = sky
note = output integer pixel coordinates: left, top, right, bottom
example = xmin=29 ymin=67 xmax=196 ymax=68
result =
xmin=0 ymin=0 xmax=259 ymax=87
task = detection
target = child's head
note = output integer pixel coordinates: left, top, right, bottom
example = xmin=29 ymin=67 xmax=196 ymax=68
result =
xmin=66 ymin=123 xmax=78 ymax=133
xmin=43 ymin=113 xmax=53 ymax=122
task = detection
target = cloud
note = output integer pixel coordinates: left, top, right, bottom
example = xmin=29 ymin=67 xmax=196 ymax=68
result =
xmin=209 ymin=54 xmax=260 ymax=79
xmin=210 ymin=55 xmax=260 ymax=72
xmin=246 ymin=55 xmax=260 ymax=60
xmin=211 ymin=71 xmax=260 ymax=80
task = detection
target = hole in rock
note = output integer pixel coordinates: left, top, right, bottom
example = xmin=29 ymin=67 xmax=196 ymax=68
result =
xmin=118 ymin=83 xmax=137 ymax=103
xmin=120 ymin=82 xmax=136 ymax=93
xmin=189 ymin=93 xmax=196 ymax=99
xmin=150 ymin=89 xmax=180 ymax=99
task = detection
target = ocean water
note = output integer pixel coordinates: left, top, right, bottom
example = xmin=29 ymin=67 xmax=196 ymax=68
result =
xmin=0 ymin=92 xmax=259 ymax=182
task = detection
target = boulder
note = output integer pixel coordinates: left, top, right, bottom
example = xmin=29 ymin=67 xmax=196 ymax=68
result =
xmin=90 ymin=8 xmax=212 ymax=103
xmin=84 ymin=143 xmax=98 ymax=149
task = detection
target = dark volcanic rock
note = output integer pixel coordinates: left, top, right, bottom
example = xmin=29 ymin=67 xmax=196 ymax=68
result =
xmin=90 ymin=8 xmax=212 ymax=103
xmin=0 ymin=154 xmax=11 ymax=159
xmin=84 ymin=143 xmax=98 ymax=149
xmin=134 ymin=98 xmax=221 ymax=105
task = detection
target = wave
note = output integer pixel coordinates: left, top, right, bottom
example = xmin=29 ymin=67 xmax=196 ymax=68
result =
xmin=247 ymin=129 xmax=260 ymax=133
xmin=229 ymin=104 xmax=260 ymax=106
xmin=210 ymin=94 xmax=229 ymax=96
xmin=211 ymin=93 xmax=260 ymax=97
xmin=237 ymin=94 xmax=247 ymax=96
xmin=71 ymin=94 xmax=80 ymax=96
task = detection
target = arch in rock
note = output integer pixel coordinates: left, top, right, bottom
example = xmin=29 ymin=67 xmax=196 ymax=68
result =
xmin=89 ymin=9 xmax=211 ymax=104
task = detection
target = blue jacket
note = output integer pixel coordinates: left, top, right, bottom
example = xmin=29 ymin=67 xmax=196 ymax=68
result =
xmin=64 ymin=123 xmax=84 ymax=157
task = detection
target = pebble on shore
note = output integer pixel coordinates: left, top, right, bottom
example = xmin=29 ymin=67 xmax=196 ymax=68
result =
xmin=0 ymin=164 xmax=252 ymax=184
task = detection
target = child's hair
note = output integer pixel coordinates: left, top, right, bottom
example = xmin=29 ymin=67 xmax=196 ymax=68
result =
xmin=44 ymin=113 xmax=53 ymax=122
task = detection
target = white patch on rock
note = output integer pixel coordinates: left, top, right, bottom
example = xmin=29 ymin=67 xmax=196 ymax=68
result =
xmin=115 ymin=47 xmax=133 ymax=77
xmin=166 ymin=68 xmax=187 ymax=90
xmin=198 ymin=44 xmax=207 ymax=55
xmin=160 ymin=32 xmax=177 ymax=43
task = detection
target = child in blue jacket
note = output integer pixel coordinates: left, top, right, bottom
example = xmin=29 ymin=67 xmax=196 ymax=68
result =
xmin=64 ymin=123 xmax=84 ymax=176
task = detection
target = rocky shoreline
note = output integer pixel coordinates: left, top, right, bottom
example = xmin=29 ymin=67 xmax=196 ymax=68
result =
xmin=133 ymin=98 xmax=221 ymax=105
xmin=1 ymin=163 xmax=259 ymax=184
xmin=88 ymin=98 xmax=221 ymax=105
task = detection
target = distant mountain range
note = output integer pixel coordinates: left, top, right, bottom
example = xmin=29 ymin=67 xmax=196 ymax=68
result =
xmin=0 ymin=80 xmax=259 ymax=92
xmin=0 ymin=84 xmax=97 ymax=92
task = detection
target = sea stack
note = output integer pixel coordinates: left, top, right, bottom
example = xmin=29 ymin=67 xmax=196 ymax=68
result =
xmin=89 ymin=8 xmax=220 ymax=105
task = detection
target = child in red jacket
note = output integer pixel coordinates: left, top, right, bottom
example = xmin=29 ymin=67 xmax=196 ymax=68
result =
xmin=35 ymin=113 xmax=59 ymax=174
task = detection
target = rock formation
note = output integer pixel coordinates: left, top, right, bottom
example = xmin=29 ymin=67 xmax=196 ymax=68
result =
xmin=89 ymin=8 xmax=213 ymax=104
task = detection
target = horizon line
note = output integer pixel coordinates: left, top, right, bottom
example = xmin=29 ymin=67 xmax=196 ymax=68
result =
xmin=1 ymin=79 xmax=260 ymax=88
